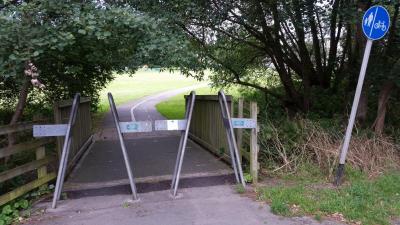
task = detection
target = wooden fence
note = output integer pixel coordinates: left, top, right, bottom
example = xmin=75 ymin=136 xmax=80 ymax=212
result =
xmin=54 ymin=97 xmax=93 ymax=171
xmin=0 ymin=97 xmax=93 ymax=206
xmin=0 ymin=123 xmax=56 ymax=206
xmin=188 ymin=95 xmax=259 ymax=183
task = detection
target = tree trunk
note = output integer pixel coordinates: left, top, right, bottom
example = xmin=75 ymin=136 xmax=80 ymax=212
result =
xmin=372 ymin=81 xmax=395 ymax=134
xmin=9 ymin=78 xmax=31 ymax=125
xmin=7 ymin=74 xmax=31 ymax=163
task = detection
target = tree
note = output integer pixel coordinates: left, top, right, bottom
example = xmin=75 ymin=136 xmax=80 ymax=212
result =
xmin=131 ymin=0 xmax=400 ymax=118
xmin=0 ymin=0 xmax=195 ymax=124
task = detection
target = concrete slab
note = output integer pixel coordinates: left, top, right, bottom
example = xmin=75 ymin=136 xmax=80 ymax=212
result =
xmin=27 ymin=185 xmax=343 ymax=225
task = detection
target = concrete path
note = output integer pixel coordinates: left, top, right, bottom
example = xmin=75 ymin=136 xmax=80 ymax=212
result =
xmin=28 ymin=185 xmax=341 ymax=225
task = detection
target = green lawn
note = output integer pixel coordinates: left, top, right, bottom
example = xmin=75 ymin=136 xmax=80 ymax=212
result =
xmin=155 ymin=87 xmax=215 ymax=119
xmin=94 ymin=69 xmax=203 ymax=126
xmin=155 ymin=87 xmax=241 ymax=119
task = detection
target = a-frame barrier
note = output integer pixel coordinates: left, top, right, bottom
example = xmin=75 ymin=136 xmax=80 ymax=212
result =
xmin=218 ymin=90 xmax=246 ymax=187
xmin=33 ymin=93 xmax=81 ymax=209
xmin=168 ymin=91 xmax=196 ymax=197
xmin=108 ymin=93 xmax=153 ymax=201
xmin=107 ymin=91 xmax=196 ymax=199
xmin=34 ymin=90 xmax=249 ymax=208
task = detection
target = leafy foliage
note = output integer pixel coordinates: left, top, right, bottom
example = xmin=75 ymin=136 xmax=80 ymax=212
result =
xmin=0 ymin=184 xmax=53 ymax=225
xmin=131 ymin=0 xmax=400 ymax=116
xmin=0 ymin=0 xmax=197 ymax=114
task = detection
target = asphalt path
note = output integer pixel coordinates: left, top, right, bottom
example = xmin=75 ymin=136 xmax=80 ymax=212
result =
xmin=102 ymin=84 xmax=207 ymax=129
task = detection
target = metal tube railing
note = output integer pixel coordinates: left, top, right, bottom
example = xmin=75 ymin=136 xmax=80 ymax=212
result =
xmin=170 ymin=91 xmax=196 ymax=197
xmin=108 ymin=93 xmax=138 ymax=201
xmin=218 ymin=90 xmax=246 ymax=187
xmin=52 ymin=93 xmax=80 ymax=208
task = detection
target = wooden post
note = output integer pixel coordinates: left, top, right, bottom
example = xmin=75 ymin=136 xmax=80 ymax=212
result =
xmin=53 ymin=103 xmax=63 ymax=159
xmin=236 ymin=98 xmax=244 ymax=163
xmin=36 ymin=146 xmax=47 ymax=178
xmin=250 ymin=102 xmax=259 ymax=184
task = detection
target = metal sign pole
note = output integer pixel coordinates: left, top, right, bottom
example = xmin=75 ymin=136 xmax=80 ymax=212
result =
xmin=218 ymin=90 xmax=246 ymax=187
xmin=51 ymin=93 xmax=80 ymax=209
xmin=108 ymin=93 xmax=138 ymax=200
xmin=171 ymin=91 xmax=196 ymax=197
xmin=335 ymin=40 xmax=372 ymax=185
xmin=335 ymin=5 xmax=390 ymax=185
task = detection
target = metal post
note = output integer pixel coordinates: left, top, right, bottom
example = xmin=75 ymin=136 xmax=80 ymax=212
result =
xmin=171 ymin=134 xmax=185 ymax=189
xmin=52 ymin=93 xmax=80 ymax=209
xmin=218 ymin=91 xmax=246 ymax=187
xmin=335 ymin=40 xmax=373 ymax=185
xmin=171 ymin=91 xmax=196 ymax=197
xmin=108 ymin=93 xmax=138 ymax=200
xmin=218 ymin=92 xmax=240 ymax=183
xmin=171 ymin=95 xmax=192 ymax=188
xmin=56 ymin=137 xmax=72 ymax=201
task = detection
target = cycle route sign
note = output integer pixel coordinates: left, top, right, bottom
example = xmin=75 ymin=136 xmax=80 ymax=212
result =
xmin=362 ymin=5 xmax=390 ymax=40
xmin=336 ymin=5 xmax=391 ymax=185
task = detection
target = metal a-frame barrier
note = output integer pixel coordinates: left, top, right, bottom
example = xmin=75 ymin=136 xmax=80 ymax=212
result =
xmin=218 ymin=90 xmax=246 ymax=187
xmin=107 ymin=91 xmax=196 ymax=199
xmin=168 ymin=91 xmax=196 ymax=197
xmin=108 ymin=93 xmax=152 ymax=201
xmin=33 ymin=93 xmax=81 ymax=209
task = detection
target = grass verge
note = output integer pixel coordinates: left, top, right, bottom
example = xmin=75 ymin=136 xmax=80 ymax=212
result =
xmin=258 ymin=169 xmax=400 ymax=225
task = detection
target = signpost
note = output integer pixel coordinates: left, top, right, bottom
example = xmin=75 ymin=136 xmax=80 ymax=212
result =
xmin=335 ymin=5 xmax=390 ymax=185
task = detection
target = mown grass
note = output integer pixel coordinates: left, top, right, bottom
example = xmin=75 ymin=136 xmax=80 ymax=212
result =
xmin=93 ymin=69 xmax=202 ymax=127
xmin=155 ymin=87 xmax=216 ymax=119
xmin=155 ymin=87 xmax=241 ymax=119
xmin=258 ymin=169 xmax=400 ymax=225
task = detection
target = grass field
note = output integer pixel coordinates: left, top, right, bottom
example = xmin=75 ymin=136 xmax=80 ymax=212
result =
xmin=155 ymin=87 xmax=240 ymax=119
xmin=93 ymin=69 xmax=203 ymax=126
xmin=155 ymin=87 xmax=215 ymax=119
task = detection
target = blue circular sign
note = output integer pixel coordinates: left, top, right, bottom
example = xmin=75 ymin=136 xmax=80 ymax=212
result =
xmin=362 ymin=5 xmax=390 ymax=40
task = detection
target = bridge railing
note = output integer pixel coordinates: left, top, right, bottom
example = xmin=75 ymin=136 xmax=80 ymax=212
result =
xmin=187 ymin=95 xmax=259 ymax=183
xmin=54 ymin=97 xmax=93 ymax=172
xmin=0 ymin=123 xmax=56 ymax=206
xmin=0 ymin=97 xmax=93 ymax=206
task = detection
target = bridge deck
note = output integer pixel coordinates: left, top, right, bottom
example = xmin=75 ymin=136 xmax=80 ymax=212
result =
xmin=65 ymin=135 xmax=233 ymax=192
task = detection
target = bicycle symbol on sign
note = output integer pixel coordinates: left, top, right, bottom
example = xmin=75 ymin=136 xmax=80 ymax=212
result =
xmin=373 ymin=20 xmax=387 ymax=31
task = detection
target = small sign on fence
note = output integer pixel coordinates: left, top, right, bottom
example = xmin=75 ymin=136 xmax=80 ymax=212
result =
xmin=231 ymin=118 xmax=257 ymax=129
xmin=33 ymin=124 xmax=68 ymax=137
xmin=154 ymin=120 xmax=187 ymax=131
xmin=119 ymin=121 xmax=152 ymax=133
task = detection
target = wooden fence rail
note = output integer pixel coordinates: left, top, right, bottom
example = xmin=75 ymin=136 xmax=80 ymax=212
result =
xmin=187 ymin=95 xmax=259 ymax=183
xmin=0 ymin=97 xmax=93 ymax=206
xmin=0 ymin=123 xmax=56 ymax=206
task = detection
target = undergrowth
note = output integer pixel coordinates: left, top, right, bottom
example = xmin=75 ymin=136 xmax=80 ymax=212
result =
xmin=0 ymin=185 xmax=53 ymax=225
xmin=258 ymin=118 xmax=400 ymax=178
